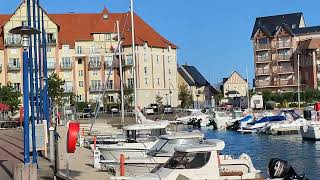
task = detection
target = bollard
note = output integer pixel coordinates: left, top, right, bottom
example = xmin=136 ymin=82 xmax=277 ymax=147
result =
xmin=49 ymin=126 xmax=55 ymax=163
xmin=82 ymin=128 xmax=84 ymax=136
xmin=120 ymin=154 xmax=125 ymax=176
xmin=93 ymin=136 xmax=97 ymax=150
xmin=93 ymin=150 xmax=101 ymax=169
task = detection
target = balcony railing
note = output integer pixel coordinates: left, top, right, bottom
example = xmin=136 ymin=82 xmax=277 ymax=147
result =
xmin=64 ymin=86 xmax=74 ymax=93
xmin=277 ymin=54 xmax=291 ymax=61
xmin=279 ymin=79 xmax=294 ymax=85
xmin=89 ymin=86 xmax=103 ymax=92
xmin=8 ymin=64 xmax=21 ymax=71
xmin=60 ymin=64 xmax=72 ymax=70
xmin=255 ymin=81 xmax=271 ymax=87
xmin=47 ymin=63 xmax=56 ymax=70
xmin=256 ymin=57 xmax=270 ymax=63
xmin=278 ymin=67 xmax=294 ymax=73
xmin=255 ymin=43 xmax=270 ymax=50
xmin=47 ymin=39 xmax=57 ymax=45
xmin=256 ymin=68 xmax=270 ymax=75
xmin=277 ymin=41 xmax=291 ymax=48
xmin=5 ymin=37 xmax=21 ymax=46
xmin=89 ymin=62 xmax=101 ymax=69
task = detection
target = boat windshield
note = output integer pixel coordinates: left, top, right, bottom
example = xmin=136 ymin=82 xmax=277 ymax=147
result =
xmin=163 ymin=151 xmax=211 ymax=169
xmin=148 ymin=138 xmax=201 ymax=156
xmin=215 ymin=112 xmax=228 ymax=118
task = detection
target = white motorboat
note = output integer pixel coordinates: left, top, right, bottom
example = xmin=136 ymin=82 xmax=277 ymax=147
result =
xmin=128 ymin=139 xmax=262 ymax=180
xmin=176 ymin=109 xmax=211 ymax=127
xmin=96 ymin=131 xmax=205 ymax=176
xmin=211 ymin=110 xmax=235 ymax=130
xmin=300 ymin=121 xmax=320 ymax=140
xmin=87 ymin=120 xmax=171 ymax=149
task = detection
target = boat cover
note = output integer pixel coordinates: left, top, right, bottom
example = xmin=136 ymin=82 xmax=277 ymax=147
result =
xmin=247 ymin=115 xmax=286 ymax=125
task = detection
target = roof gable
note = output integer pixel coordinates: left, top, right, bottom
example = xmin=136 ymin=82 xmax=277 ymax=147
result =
xmin=224 ymin=71 xmax=247 ymax=85
xmin=178 ymin=68 xmax=195 ymax=86
xmin=251 ymin=12 xmax=303 ymax=39
xmin=181 ymin=65 xmax=209 ymax=87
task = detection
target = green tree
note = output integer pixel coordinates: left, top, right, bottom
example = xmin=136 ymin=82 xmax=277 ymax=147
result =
xmin=262 ymin=90 xmax=272 ymax=102
xmin=48 ymin=73 xmax=66 ymax=106
xmin=155 ymin=95 xmax=163 ymax=109
xmin=0 ymin=83 xmax=21 ymax=113
xmin=178 ymin=84 xmax=193 ymax=108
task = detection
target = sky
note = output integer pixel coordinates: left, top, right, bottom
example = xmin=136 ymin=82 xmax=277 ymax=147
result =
xmin=1 ymin=0 xmax=320 ymax=85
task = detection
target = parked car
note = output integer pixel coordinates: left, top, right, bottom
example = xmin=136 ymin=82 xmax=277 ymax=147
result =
xmin=111 ymin=107 xmax=119 ymax=114
xmin=150 ymin=103 xmax=159 ymax=113
xmin=163 ymin=105 xmax=173 ymax=114
xmin=143 ymin=107 xmax=155 ymax=115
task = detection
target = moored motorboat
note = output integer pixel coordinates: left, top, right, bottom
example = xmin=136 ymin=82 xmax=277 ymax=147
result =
xmin=300 ymin=121 xmax=320 ymax=140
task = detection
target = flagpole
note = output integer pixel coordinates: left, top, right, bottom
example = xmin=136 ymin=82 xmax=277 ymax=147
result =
xmin=130 ymin=0 xmax=138 ymax=123
xmin=117 ymin=20 xmax=125 ymax=126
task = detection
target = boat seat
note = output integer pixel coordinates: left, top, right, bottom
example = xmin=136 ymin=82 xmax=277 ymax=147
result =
xmin=220 ymin=171 xmax=243 ymax=176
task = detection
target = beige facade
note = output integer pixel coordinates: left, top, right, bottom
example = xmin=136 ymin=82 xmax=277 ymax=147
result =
xmin=0 ymin=1 xmax=178 ymax=108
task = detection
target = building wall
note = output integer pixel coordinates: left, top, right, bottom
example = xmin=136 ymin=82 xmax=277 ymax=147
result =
xmin=223 ymin=72 xmax=247 ymax=97
xmin=0 ymin=1 xmax=178 ymax=108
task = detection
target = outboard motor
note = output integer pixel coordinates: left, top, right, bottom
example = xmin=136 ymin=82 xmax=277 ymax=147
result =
xmin=268 ymin=158 xmax=307 ymax=180
xmin=187 ymin=118 xmax=201 ymax=128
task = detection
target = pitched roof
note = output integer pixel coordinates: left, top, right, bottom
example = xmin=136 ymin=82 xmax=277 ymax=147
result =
xmin=0 ymin=7 xmax=177 ymax=49
xmin=251 ymin=12 xmax=303 ymax=39
xmin=178 ymin=67 xmax=195 ymax=86
xmin=0 ymin=15 xmax=11 ymax=49
xmin=224 ymin=71 xmax=247 ymax=85
xmin=181 ymin=65 xmax=209 ymax=87
xmin=292 ymin=26 xmax=320 ymax=35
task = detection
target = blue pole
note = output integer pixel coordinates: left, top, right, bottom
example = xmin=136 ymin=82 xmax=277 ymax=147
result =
xmin=26 ymin=0 xmax=31 ymax=165
xmin=33 ymin=0 xmax=39 ymax=124
xmin=42 ymin=10 xmax=50 ymax=129
xmin=23 ymin=50 xmax=30 ymax=164
xmin=31 ymin=0 xmax=38 ymax=164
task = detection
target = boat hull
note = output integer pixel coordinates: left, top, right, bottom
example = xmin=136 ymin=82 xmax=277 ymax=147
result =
xmin=300 ymin=124 xmax=320 ymax=141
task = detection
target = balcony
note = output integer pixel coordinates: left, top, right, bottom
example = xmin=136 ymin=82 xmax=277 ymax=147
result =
xmin=89 ymin=86 xmax=103 ymax=92
xmin=278 ymin=67 xmax=294 ymax=74
xmin=256 ymin=68 xmax=270 ymax=75
xmin=89 ymin=62 xmax=101 ymax=69
xmin=256 ymin=57 xmax=271 ymax=63
xmin=47 ymin=39 xmax=57 ymax=45
xmin=255 ymin=81 xmax=272 ymax=87
xmin=64 ymin=86 xmax=74 ymax=93
xmin=279 ymin=79 xmax=294 ymax=86
xmin=124 ymin=58 xmax=133 ymax=67
xmin=277 ymin=54 xmax=291 ymax=61
xmin=5 ymin=37 xmax=21 ymax=46
xmin=255 ymin=43 xmax=270 ymax=51
xmin=277 ymin=41 xmax=291 ymax=49
xmin=7 ymin=64 xmax=21 ymax=71
xmin=60 ymin=64 xmax=72 ymax=70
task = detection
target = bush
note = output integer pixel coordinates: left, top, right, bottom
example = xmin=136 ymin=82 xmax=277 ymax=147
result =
xmin=266 ymin=101 xmax=277 ymax=110
xmin=289 ymin=103 xmax=298 ymax=108
xmin=76 ymin=102 xmax=88 ymax=112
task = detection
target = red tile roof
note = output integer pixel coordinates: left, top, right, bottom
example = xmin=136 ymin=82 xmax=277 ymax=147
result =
xmin=0 ymin=7 xmax=176 ymax=49
xmin=0 ymin=15 xmax=11 ymax=49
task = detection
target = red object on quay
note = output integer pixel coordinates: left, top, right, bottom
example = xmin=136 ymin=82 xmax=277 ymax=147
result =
xmin=67 ymin=121 xmax=80 ymax=153
xmin=120 ymin=154 xmax=125 ymax=176
xmin=315 ymin=102 xmax=320 ymax=112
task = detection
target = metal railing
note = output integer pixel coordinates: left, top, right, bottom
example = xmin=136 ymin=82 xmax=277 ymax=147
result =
xmin=5 ymin=37 xmax=21 ymax=46
xmin=60 ymin=64 xmax=72 ymax=70
xmin=277 ymin=41 xmax=291 ymax=48
xmin=277 ymin=54 xmax=291 ymax=61
xmin=278 ymin=67 xmax=294 ymax=73
xmin=279 ymin=79 xmax=294 ymax=85
xmin=256 ymin=68 xmax=270 ymax=75
xmin=89 ymin=62 xmax=101 ymax=69
xmin=256 ymin=56 xmax=270 ymax=62
xmin=7 ymin=64 xmax=21 ymax=71
xmin=89 ymin=86 xmax=103 ymax=92
xmin=255 ymin=43 xmax=269 ymax=50
xmin=255 ymin=81 xmax=271 ymax=87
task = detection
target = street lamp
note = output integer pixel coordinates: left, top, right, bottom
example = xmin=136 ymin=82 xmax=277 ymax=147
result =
xmin=9 ymin=26 xmax=40 ymax=164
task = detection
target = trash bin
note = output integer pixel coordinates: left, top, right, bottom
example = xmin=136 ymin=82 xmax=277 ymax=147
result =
xmin=303 ymin=110 xmax=312 ymax=120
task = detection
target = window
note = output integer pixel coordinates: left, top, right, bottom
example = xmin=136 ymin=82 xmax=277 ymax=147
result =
xmin=157 ymin=55 xmax=159 ymax=63
xmin=105 ymin=56 xmax=113 ymax=66
xmin=79 ymin=81 xmax=84 ymax=87
xmin=258 ymin=37 xmax=268 ymax=45
xmin=76 ymin=46 xmax=82 ymax=54
xmin=126 ymin=54 xmax=133 ymax=64
xmin=9 ymin=58 xmax=20 ymax=68
xmin=168 ymin=56 xmax=171 ymax=63
xmin=90 ymin=46 xmax=97 ymax=53
xmin=257 ymin=51 xmax=269 ymax=62
xmin=89 ymin=56 xmax=100 ymax=66
xmin=78 ymin=59 xmax=82 ymax=64
xmin=62 ymin=57 xmax=71 ymax=68
xmin=47 ymin=33 xmax=55 ymax=44
xmin=157 ymin=78 xmax=160 ymax=85
xmin=62 ymin=45 xmax=69 ymax=53
xmin=168 ymin=68 xmax=171 ymax=74
xmin=21 ymin=21 xmax=27 ymax=26
xmin=106 ymin=33 xmax=111 ymax=41
xmin=64 ymin=81 xmax=73 ymax=92
xmin=144 ymin=67 xmax=147 ymax=74
xmin=47 ymin=47 xmax=52 ymax=53
xmin=128 ymin=78 xmax=134 ymax=88
xmin=107 ymin=95 xmax=114 ymax=103
xmin=278 ymin=49 xmax=291 ymax=59
xmin=92 ymin=71 xmax=98 ymax=76
xmin=163 ymin=151 xmax=211 ymax=169
xmin=12 ymin=83 xmax=20 ymax=92
xmin=129 ymin=67 xmax=133 ymax=74
xmin=47 ymin=58 xmax=55 ymax=69
xmin=91 ymin=80 xmax=101 ymax=89
xmin=78 ymin=70 xmax=83 ymax=77
xmin=145 ymin=78 xmax=148 ymax=84
xmin=107 ymin=80 xmax=113 ymax=89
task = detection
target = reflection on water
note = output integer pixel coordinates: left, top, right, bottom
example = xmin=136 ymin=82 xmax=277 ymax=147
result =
xmin=201 ymin=129 xmax=320 ymax=179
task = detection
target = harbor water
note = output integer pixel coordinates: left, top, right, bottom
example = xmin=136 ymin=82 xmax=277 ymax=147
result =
xmin=201 ymin=129 xmax=320 ymax=179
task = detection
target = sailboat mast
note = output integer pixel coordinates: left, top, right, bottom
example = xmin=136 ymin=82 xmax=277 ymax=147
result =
xmin=117 ymin=21 xmax=125 ymax=126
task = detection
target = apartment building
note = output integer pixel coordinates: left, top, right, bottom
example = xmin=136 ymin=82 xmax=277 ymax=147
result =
xmin=0 ymin=1 xmax=178 ymax=108
xmin=251 ymin=12 xmax=320 ymax=92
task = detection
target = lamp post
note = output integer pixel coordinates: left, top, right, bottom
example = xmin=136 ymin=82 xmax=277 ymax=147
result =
xmin=9 ymin=26 xmax=40 ymax=164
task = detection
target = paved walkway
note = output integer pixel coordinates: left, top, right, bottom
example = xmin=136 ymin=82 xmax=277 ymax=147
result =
xmin=56 ymin=126 xmax=110 ymax=180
